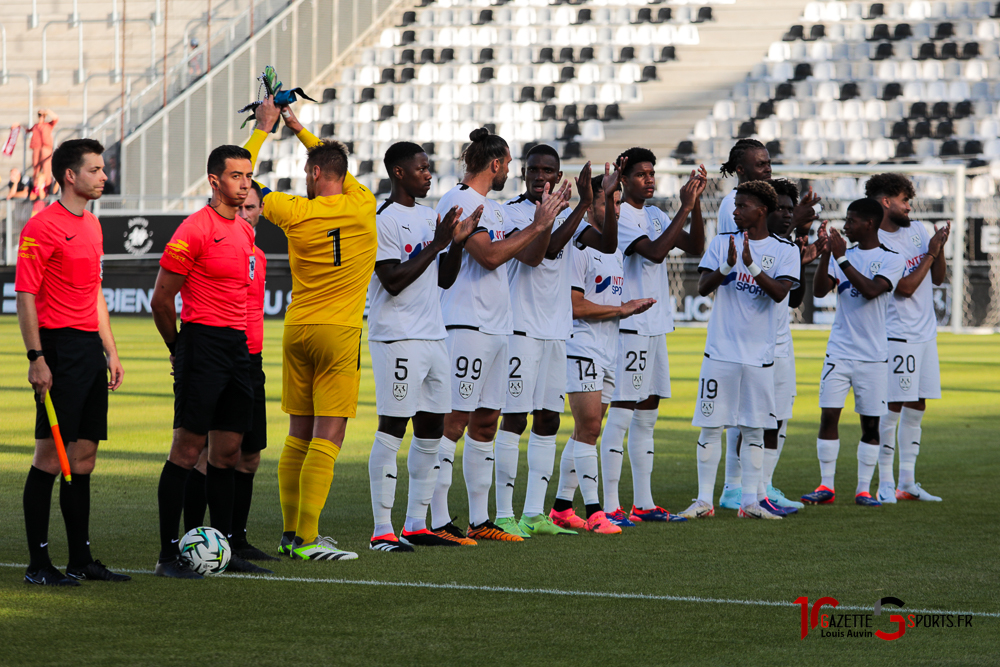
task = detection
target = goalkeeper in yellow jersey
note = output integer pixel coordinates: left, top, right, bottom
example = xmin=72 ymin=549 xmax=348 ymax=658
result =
xmin=245 ymin=97 xmax=376 ymax=561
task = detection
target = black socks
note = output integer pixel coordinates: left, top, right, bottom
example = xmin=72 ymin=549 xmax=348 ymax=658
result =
xmin=23 ymin=466 xmax=57 ymax=570
xmin=183 ymin=469 xmax=207 ymax=533
xmin=205 ymin=463 xmax=235 ymax=540
xmin=157 ymin=460 xmax=190 ymax=560
xmin=231 ymin=471 xmax=255 ymax=547
xmin=60 ymin=473 xmax=93 ymax=568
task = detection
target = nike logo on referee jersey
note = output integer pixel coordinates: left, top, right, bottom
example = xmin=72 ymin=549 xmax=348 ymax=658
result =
xmin=214 ymin=237 xmax=225 ymax=243
xmin=65 ymin=235 xmax=76 ymax=241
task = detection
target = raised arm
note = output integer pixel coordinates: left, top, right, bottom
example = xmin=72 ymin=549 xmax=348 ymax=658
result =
xmin=465 ymin=181 xmax=570 ymax=271
xmin=572 ymin=290 xmax=655 ymax=321
xmin=545 ymin=162 xmax=594 ymax=260
xmin=929 ymin=223 xmax=949 ymax=287
xmin=813 ymin=222 xmax=834 ymax=298
xmin=630 ymin=168 xmax=707 ymax=263
xmin=742 ymin=234 xmax=794 ymax=303
xmin=826 ymin=228 xmax=892 ymax=300
xmin=698 ymin=235 xmax=736 ymax=297
xmin=439 ymin=206 xmax=484 ymax=289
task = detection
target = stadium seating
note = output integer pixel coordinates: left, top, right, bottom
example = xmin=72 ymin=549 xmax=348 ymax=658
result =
xmin=259 ymin=0 xmax=725 ymax=197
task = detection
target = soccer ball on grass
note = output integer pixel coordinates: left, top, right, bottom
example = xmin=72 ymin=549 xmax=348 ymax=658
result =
xmin=179 ymin=526 xmax=232 ymax=575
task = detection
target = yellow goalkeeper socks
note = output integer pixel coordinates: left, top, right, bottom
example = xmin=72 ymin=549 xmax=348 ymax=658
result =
xmin=296 ymin=437 xmax=341 ymax=544
xmin=278 ymin=436 xmax=310 ymax=534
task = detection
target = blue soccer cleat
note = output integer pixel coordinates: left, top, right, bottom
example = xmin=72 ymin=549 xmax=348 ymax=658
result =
xmin=801 ymin=485 xmax=836 ymax=505
xmin=630 ymin=505 xmax=687 ymax=523
xmin=761 ymin=498 xmax=797 ymax=516
xmin=719 ymin=486 xmax=742 ymax=510
xmin=855 ymin=492 xmax=882 ymax=507
xmin=767 ymin=485 xmax=805 ymax=509
xmin=606 ymin=507 xmax=636 ymax=527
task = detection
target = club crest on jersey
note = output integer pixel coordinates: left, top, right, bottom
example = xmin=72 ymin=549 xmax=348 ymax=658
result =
xmin=393 ymin=382 xmax=407 ymax=401
xmin=459 ymin=381 xmax=475 ymax=399
xmin=899 ymin=377 xmax=912 ymax=391
xmin=911 ymin=234 xmax=921 ymax=247
xmin=632 ymin=374 xmax=643 ymax=390
xmin=426 ymin=217 xmax=435 ymax=230
xmin=870 ymin=261 xmax=882 ymax=275
xmin=249 ymin=254 xmax=256 ymax=280
xmin=761 ymin=255 xmax=775 ymax=271
xmin=651 ymin=218 xmax=662 ymax=234
xmin=701 ymin=401 xmax=715 ymax=417
xmin=508 ymin=380 xmax=523 ymax=397
xmin=582 ymin=382 xmax=596 ymax=392
xmin=494 ymin=209 xmax=504 ymax=224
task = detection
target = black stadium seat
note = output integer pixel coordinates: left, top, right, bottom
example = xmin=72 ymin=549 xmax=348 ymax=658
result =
xmin=360 ymin=87 xmax=376 ymax=102
xmin=695 ymin=7 xmax=713 ymax=22
xmin=398 ymin=11 xmax=416 ymax=27
xmin=281 ymin=125 xmax=297 ymax=139
xmin=576 ymin=47 xmax=595 ymax=62
xmin=541 ymin=104 xmax=558 ymax=120
xmin=935 ymin=120 xmax=954 ymax=138
xmin=934 ymin=22 xmax=955 ymax=40
xmin=421 ymin=142 xmax=435 ymax=156
xmin=793 ymin=63 xmax=813 ymax=80
xmin=913 ymin=120 xmax=932 ymax=138
xmin=939 ymin=42 xmax=959 ymax=59
xmin=775 ymin=82 xmax=796 ymax=100
xmin=399 ymin=67 xmax=415 ymax=83
xmin=954 ymin=100 xmax=973 ymax=118
xmin=276 ymin=177 xmax=292 ymax=191
xmin=583 ymin=104 xmax=599 ymax=120
xmin=603 ymin=104 xmax=623 ymax=121
xmin=401 ymin=30 xmax=416 ymax=45
xmin=655 ymin=46 xmax=676 ymax=62
xmin=872 ymin=42 xmax=894 ymax=59
xmin=959 ymin=42 xmax=980 ymax=59
xmin=437 ymin=48 xmax=454 ymax=63
xmin=574 ymin=9 xmax=592 ymax=24
xmin=892 ymin=23 xmax=912 ymax=40
xmin=867 ymin=3 xmax=885 ymax=19
xmin=536 ymin=47 xmax=555 ymax=63
xmin=805 ymin=24 xmax=826 ymax=40
xmin=617 ymin=47 xmax=636 ymax=62
xmin=756 ymin=100 xmax=775 ymax=118
xmin=890 ymin=120 xmax=910 ymax=138
xmin=738 ymin=120 xmax=756 ymax=138
xmin=674 ymin=140 xmax=695 ymax=157
xmin=882 ymin=82 xmax=903 ymax=99
xmin=868 ymin=23 xmax=891 ymax=40
xmin=320 ymin=123 xmax=336 ymax=138
xmin=419 ymin=48 xmax=434 ymax=64
xmin=765 ymin=140 xmax=782 ymax=157
xmin=477 ymin=48 xmax=494 ymax=63
xmin=380 ymin=68 xmax=395 ymax=84
xmin=655 ymin=8 xmax=672 ymax=23
xmin=931 ymin=101 xmax=951 ymax=119
xmin=840 ymin=82 xmax=860 ymax=100
xmin=400 ymin=49 xmax=416 ymax=64
xmin=475 ymin=9 xmax=493 ymax=25
xmin=940 ymin=139 xmax=961 ymax=156
xmin=634 ymin=8 xmax=653 ymax=24
xmin=519 ymin=86 xmax=536 ymax=103
xmin=895 ymin=140 xmax=914 ymax=158
xmin=378 ymin=105 xmax=395 ymax=121
xmin=321 ymin=88 xmax=337 ymax=103
xmin=640 ymin=65 xmax=657 ymax=82
xmin=559 ymin=47 xmax=575 ymax=63
xmin=562 ymin=142 xmax=584 ymax=160
xmin=909 ymin=101 xmax=928 ymax=118
xmin=540 ymin=86 xmax=557 ymax=102
xmin=916 ymin=42 xmax=936 ymax=60
xmin=559 ymin=66 xmax=576 ymax=83
xmin=561 ymin=121 xmax=581 ymax=140
xmin=783 ymin=25 xmax=805 ymax=41
xmin=376 ymin=179 xmax=391 ymax=196
xmin=562 ymin=104 xmax=578 ymax=120
xmin=257 ymin=159 xmax=273 ymax=174
xmin=964 ymin=140 xmax=983 ymax=155
xmin=478 ymin=67 xmax=495 ymax=83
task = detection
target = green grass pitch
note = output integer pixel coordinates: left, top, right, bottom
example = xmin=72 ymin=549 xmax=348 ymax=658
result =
xmin=0 ymin=316 xmax=997 ymax=665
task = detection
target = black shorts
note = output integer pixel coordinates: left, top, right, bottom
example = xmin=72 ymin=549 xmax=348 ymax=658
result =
xmin=34 ymin=329 xmax=108 ymax=443
xmin=241 ymin=352 xmax=267 ymax=454
xmin=173 ymin=323 xmax=253 ymax=435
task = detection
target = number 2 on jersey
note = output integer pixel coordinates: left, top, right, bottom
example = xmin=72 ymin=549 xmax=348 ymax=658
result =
xmin=327 ymin=228 xmax=342 ymax=266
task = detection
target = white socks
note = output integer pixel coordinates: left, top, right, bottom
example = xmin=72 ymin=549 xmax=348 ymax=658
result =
xmin=368 ymin=431 xmax=402 ymax=537
xmin=404 ymin=436 xmax=439 ymax=534
xmin=493 ymin=430 xmax=521 ymax=519
xmin=739 ymin=426 xmax=765 ymax=508
xmin=523 ymin=433 xmax=557 ymax=517
xmin=762 ymin=447 xmax=779 ymax=493
xmin=696 ymin=427 xmax=723 ymax=504
xmin=555 ymin=438 xmax=579 ymax=502
xmin=573 ymin=440 xmax=600 ymax=506
xmin=817 ymin=438 xmax=840 ymax=489
xmin=898 ymin=407 xmax=923 ymax=487
xmin=464 ymin=435 xmax=495 ymax=527
xmin=430 ymin=436 xmax=458 ymax=530
xmin=856 ymin=441 xmax=879 ymax=496
xmin=629 ymin=409 xmax=658 ymax=510
xmin=879 ymin=411 xmax=900 ymax=487
xmin=723 ymin=427 xmax=742 ymax=490
xmin=600 ymin=407 xmax=632 ymax=512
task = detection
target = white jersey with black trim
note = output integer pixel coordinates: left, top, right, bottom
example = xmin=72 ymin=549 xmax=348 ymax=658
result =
xmin=502 ymin=194 xmax=574 ymax=339
xmin=878 ymin=222 xmax=937 ymax=343
xmin=368 ymin=200 xmax=446 ymax=342
xmin=436 ymin=184 xmax=512 ymax=336
xmin=617 ymin=202 xmax=674 ymax=336
xmin=699 ymin=232 xmax=801 ymax=367
xmin=825 ymin=245 xmax=905 ymax=363
xmin=717 ymin=188 xmax=737 ymax=235
xmin=567 ymin=221 xmax=624 ymax=370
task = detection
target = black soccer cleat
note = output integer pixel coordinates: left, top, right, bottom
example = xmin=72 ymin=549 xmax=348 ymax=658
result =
xmin=232 ymin=542 xmax=280 ymax=562
xmin=66 ymin=559 xmax=131 ymax=582
xmin=154 ymin=556 xmax=204 ymax=579
xmin=369 ymin=536 xmax=415 ymax=553
xmin=225 ymin=554 xmax=274 ymax=574
xmin=25 ymin=564 xmax=80 ymax=586
xmin=399 ymin=528 xmax=461 ymax=547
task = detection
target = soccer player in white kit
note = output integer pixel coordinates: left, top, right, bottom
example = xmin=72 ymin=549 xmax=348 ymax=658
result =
xmin=714 ymin=141 xmax=820 ymax=511
xmin=801 ymin=198 xmax=905 ymax=507
xmin=681 ymin=181 xmax=800 ymax=520
xmin=599 ymin=147 xmax=706 ymax=526
xmin=430 ymin=128 xmax=570 ymax=543
xmin=492 ymin=146 xmax=594 ymax=539
xmin=549 ymin=167 xmax=656 ymax=534
xmin=367 ymin=142 xmax=482 ymax=552
xmin=866 ymin=174 xmax=951 ymax=503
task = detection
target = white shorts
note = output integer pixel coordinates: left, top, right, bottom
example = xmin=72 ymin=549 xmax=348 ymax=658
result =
xmin=818 ymin=357 xmax=888 ymax=416
xmin=503 ymin=335 xmax=566 ymax=414
xmin=887 ymin=339 xmax=941 ymax=402
xmin=566 ymin=355 xmax=616 ymax=404
xmin=692 ymin=357 xmax=776 ymax=429
xmin=611 ymin=332 xmax=671 ymax=402
xmin=370 ymin=339 xmax=451 ymax=417
xmin=446 ymin=328 xmax=508 ymax=412
xmin=773 ymin=354 xmax=796 ymax=422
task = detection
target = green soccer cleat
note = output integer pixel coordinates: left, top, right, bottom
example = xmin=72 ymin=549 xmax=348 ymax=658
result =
xmin=495 ymin=516 xmax=532 ymax=539
xmin=292 ymin=536 xmax=358 ymax=561
xmin=519 ymin=513 xmax=578 ymax=536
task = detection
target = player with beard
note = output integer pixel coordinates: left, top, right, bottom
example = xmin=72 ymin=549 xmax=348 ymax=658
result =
xmin=16 ymin=138 xmax=129 ymax=585
xmin=598 ymin=147 xmax=705 ymax=526
xmin=681 ymin=181 xmax=799 ymax=520
xmin=366 ymin=142 xmax=481 ymax=551
xmin=802 ymin=198 xmax=905 ymax=506
xmin=492 ymin=146 xmax=594 ymax=539
xmin=430 ymin=128 xmax=570 ymax=543
xmin=866 ymin=174 xmax=950 ymax=503
xmin=182 ymin=182 xmax=279 ymax=564
xmin=549 ymin=166 xmax=656 ymax=534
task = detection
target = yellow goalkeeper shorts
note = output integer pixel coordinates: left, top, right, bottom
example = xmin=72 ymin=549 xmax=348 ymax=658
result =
xmin=281 ymin=324 xmax=362 ymax=418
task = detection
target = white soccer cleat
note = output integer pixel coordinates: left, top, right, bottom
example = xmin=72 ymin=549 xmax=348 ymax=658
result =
xmin=738 ymin=502 xmax=783 ymax=520
xmin=896 ymin=482 xmax=942 ymax=502
xmin=876 ymin=482 xmax=898 ymax=504
xmin=677 ymin=499 xmax=715 ymax=519
xmin=292 ymin=535 xmax=359 ymax=561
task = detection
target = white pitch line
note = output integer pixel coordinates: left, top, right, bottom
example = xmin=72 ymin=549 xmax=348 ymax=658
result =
xmin=2 ymin=563 xmax=998 ymax=618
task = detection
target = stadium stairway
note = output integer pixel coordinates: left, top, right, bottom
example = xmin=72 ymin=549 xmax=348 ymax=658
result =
xmin=586 ymin=0 xmax=813 ymax=161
